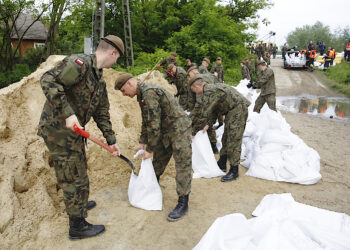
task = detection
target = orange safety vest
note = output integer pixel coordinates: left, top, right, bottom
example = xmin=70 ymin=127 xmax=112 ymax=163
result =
xmin=346 ymin=43 xmax=350 ymax=51
xmin=300 ymin=49 xmax=307 ymax=55
xmin=309 ymin=50 xmax=316 ymax=59
xmin=327 ymin=49 xmax=334 ymax=58
xmin=332 ymin=49 xmax=336 ymax=58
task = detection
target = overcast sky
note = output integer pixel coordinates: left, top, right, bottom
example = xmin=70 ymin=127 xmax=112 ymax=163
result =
xmin=256 ymin=0 xmax=349 ymax=47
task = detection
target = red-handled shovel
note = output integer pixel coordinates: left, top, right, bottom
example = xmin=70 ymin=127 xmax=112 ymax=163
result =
xmin=73 ymin=125 xmax=135 ymax=171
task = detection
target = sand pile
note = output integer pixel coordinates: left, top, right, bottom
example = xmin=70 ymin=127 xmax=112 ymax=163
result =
xmin=0 ymin=55 xmax=173 ymax=249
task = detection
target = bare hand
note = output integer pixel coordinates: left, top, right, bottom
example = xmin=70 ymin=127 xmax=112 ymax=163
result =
xmin=213 ymin=72 xmax=218 ymax=77
xmin=202 ymin=125 xmax=209 ymax=133
xmin=142 ymin=151 xmax=152 ymax=160
xmin=66 ymin=114 xmax=82 ymax=131
xmin=190 ymin=135 xmax=195 ymax=140
xmin=110 ymin=143 xmax=121 ymax=157
xmin=135 ymin=143 xmax=145 ymax=154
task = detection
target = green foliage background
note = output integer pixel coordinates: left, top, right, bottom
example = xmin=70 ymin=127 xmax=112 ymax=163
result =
xmin=1 ymin=0 xmax=272 ymax=88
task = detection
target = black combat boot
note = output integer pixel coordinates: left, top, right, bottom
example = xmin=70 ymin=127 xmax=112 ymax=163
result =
xmin=86 ymin=200 xmax=96 ymax=210
xmin=156 ymin=175 xmax=160 ymax=183
xmin=167 ymin=195 xmax=189 ymax=221
xmin=211 ymin=142 xmax=219 ymax=154
xmin=221 ymin=165 xmax=239 ymax=182
xmin=69 ymin=217 xmax=105 ymax=240
xmin=217 ymin=155 xmax=227 ymax=172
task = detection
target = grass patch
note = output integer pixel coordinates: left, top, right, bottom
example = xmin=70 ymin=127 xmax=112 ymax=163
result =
xmin=321 ymin=61 xmax=350 ymax=97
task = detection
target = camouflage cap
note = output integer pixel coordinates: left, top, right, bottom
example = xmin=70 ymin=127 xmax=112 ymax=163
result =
xmin=257 ymin=60 xmax=267 ymax=66
xmin=189 ymin=74 xmax=204 ymax=86
xmin=101 ymin=35 xmax=125 ymax=56
xmin=171 ymin=52 xmax=177 ymax=57
xmin=217 ymin=57 xmax=222 ymax=60
xmin=203 ymin=58 xmax=210 ymax=64
xmin=167 ymin=63 xmax=176 ymax=72
xmin=187 ymin=65 xmax=198 ymax=75
xmin=115 ymin=73 xmax=133 ymax=90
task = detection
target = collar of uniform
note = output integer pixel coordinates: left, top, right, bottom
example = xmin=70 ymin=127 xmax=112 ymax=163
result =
xmin=136 ymin=82 xmax=144 ymax=103
xmin=91 ymin=54 xmax=103 ymax=80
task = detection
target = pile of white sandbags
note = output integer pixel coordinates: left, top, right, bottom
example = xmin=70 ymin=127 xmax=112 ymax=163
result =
xmin=193 ymin=193 xmax=350 ymax=250
xmin=216 ymin=81 xmax=321 ymax=184
xmin=285 ymin=52 xmax=306 ymax=66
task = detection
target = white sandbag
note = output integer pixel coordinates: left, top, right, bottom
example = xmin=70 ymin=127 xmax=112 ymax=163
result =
xmin=192 ymin=131 xmax=225 ymax=178
xmin=232 ymin=81 xmax=322 ymax=185
xmin=128 ymin=150 xmax=162 ymax=210
xmin=193 ymin=193 xmax=350 ymax=250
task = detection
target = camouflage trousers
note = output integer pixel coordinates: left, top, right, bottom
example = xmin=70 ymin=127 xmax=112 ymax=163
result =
xmin=152 ymin=127 xmax=192 ymax=196
xmin=208 ymin=127 xmax=217 ymax=145
xmin=253 ymin=93 xmax=276 ymax=113
xmin=45 ymin=139 xmax=89 ymax=218
xmin=221 ymin=103 xmax=248 ymax=166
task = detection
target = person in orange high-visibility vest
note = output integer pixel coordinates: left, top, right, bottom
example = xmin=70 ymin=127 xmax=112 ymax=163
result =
xmin=345 ymin=40 xmax=350 ymax=62
xmin=306 ymin=50 xmax=316 ymax=70
xmin=330 ymin=47 xmax=336 ymax=65
xmin=324 ymin=47 xmax=333 ymax=70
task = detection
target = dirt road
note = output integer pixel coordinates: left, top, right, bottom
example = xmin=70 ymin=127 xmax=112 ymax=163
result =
xmin=1 ymin=58 xmax=349 ymax=250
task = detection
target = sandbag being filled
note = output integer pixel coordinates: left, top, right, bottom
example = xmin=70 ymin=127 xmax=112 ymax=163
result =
xmin=128 ymin=150 xmax=162 ymax=210
xmin=192 ymin=131 xmax=225 ymax=178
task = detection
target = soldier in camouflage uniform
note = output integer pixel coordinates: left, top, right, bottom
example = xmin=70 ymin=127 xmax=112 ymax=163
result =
xmin=248 ymin=56 xmax=256 ymax=81
xmin=263 ymin=52 xmax=271 ymax=66
xmin=114 ymin=73 xmax=192 ymax=221
xmin=187 ymin=66 xmax=219 ymax=154
xmin=167 ymin=64 xmax=193 ymax=111
xmin=38 ymin=35 xmax=123 ymax=239
xmin=185 ymin=59 xmax=197 ymax=71
xmin=210 ymin=57 xmax=224 ymax=83
xmin=189 ymin=75 xmax=250 ymax=182
xmin=159 ymin=52 xmax=178 ymax=69
xmin=240 ymin=61 xmax=251 ymax=81
xmin=247 ymin=60 xmax=276 ymax=113
xmin=198 ymin=58 xmax=210 ymax=74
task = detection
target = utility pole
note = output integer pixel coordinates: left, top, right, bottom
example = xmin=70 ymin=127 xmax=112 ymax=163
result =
xmin=93 ymin=0 xmax=105 ymax=51
xmin=121 ymin=0 xmax=134 ymax=66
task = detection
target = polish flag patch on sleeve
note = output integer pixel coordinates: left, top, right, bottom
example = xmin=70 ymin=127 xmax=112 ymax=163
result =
xmin=75 ymin=59 xmax=84 ymax=65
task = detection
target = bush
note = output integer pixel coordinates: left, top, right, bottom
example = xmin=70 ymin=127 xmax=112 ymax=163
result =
xmin=0 ymin=64 xmax=31 ymax=89
xmin=322 ymin=62 xmax=350 ymax=97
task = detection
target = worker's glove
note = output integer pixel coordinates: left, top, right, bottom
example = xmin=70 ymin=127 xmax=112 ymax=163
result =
xmin=252 ymin=85 xmax=257 ymax=89
xmin=246 ymin=83 xmax=253 ymax=88
xmin=174 ymin=92 xmax=180 ymax=98
xmin=214 ymin=122 xmax=223 ymax=130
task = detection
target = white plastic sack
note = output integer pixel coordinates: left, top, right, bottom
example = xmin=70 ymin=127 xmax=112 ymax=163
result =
xmin=128 ymin=150 xmax=162 ymax=210
xmin=216 ymin=81 xmax=322 ymax=185
xmin=192 ymin=131 xmax=225 ymax=178
xmin=193 ymin=193 xmax=350 ymax=250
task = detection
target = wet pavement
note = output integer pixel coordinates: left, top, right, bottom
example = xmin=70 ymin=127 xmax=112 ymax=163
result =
xmin=277 ymin=95 xmax=350 ymax=122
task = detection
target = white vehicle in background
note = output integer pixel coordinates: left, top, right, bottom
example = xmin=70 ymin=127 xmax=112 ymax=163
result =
xmin=284 ymin=51 xmax=306 ymax=69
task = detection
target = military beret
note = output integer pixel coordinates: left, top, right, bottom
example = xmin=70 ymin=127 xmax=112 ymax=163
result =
xmin=189 ymin=75 xmax=204 ymax=86
xmin=257 ymin=60 xmax=267 ymax=66
xmin=115 ymin=73 xmax=133 ymax=90
xmin=187 ymin=65 xmax=198 ymax=75
xmin=171 ymin=52 xmax=177 ymax=57
xmin=167 ymin=63 xmax=176 ymax=72
xmin=203 ymin=58 xmax=210 ymax=64
xmin=101 ymin=35 xmax=125 ymax=56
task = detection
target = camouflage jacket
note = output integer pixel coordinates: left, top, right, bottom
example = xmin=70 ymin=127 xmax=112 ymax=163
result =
xmin=173 ymin=66 xmax=188 ymax=95
xmin=263 ymin=56 xmax=271 ymax=65
xmin=191 ymin=83 xmax=250 ymax=135
xmin=38 ymin=54 xmax=116 ymax=151
xmin=248 ymin=62 xmax=255 ymax=76
xmin=254 ymin=67 xmax=276 ymax=96
xmin=137 ymin=83 xmax=192 ymax=152
xmin=210 ymin=64 xmax=224 ymax=82
xmin=160 ymin=57 xmax=178 ymax=68
xmin=198 ymin=65 xmax=209 ymax=74
xmin=241 ymin=65 xmax=251 ymax=80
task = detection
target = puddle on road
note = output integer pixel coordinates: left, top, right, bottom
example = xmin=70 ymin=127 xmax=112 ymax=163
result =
xmin=277 ymin=96 xmax=350 ymax=122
